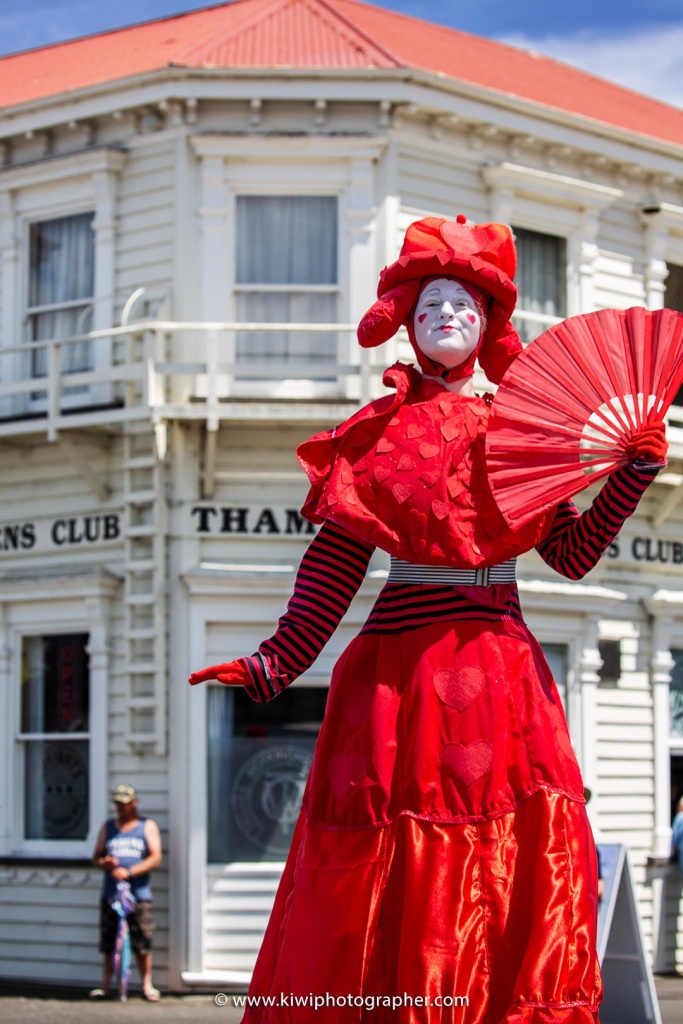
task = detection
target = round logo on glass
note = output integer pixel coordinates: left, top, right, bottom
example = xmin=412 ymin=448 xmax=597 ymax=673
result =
xmin=42 ymin=743 xmax=88 ymax=839
xmin=231 ymin=745 xmax=312 ymax=854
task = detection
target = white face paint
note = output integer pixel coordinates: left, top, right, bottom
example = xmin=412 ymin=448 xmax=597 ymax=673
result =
xmin=413 ymin=278 xmax=482 ymax=369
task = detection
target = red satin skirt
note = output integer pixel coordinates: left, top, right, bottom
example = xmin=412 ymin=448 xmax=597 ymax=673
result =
xmin=243 ymin=594 xmax=602 ymax=1023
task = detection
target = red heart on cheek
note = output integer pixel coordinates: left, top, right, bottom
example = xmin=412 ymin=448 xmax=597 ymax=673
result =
xmin=417 ymin=313 xmax=427 ymax=323
xmin=466 ymin=313 xmax=477 ymax=324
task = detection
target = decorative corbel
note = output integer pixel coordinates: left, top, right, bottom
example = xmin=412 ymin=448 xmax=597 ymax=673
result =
xmin=249 ymin=98 xmax=263 ymax=127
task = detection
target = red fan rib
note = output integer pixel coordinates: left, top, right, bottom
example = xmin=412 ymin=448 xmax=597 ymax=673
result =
xmin=485 ymin=307 xmax=683 ymax=528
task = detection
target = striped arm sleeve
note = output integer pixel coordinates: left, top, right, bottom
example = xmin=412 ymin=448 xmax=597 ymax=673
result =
xmin=537 ymin=461 xmax=663 ymax=580
xmin=240 ymin=520 xmax=375 ymax=703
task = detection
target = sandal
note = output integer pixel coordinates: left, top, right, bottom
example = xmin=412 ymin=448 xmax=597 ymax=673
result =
xmin=143 ymin=987 xmax=161 ymax=1002
xmin=88 ymin=988 xmax=110 ymax=1000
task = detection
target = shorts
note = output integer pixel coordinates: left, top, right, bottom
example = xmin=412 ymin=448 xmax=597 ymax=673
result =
xmin=99 ymin=899 xmax=154 ymax=955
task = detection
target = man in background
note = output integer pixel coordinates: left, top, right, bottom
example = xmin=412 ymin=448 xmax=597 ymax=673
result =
xmin=672 ymin=796 xmax=683 ymax=873
xmin=90 ymin=783 xmax=162 ymax=1001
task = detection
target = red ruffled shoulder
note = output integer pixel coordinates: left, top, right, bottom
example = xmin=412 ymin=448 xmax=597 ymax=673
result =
xmin=297 ymin=364 xmax=554 ymax=566
xmin=298 ymin=362 xmax=420 ymax=523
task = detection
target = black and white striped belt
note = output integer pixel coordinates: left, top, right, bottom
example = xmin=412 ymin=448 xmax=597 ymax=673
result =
xmin=387 ymin=557 xmax=517 ymax=587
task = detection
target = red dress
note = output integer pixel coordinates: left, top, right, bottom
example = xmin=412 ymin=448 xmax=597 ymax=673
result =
xmin=238 ymin=365 xmax=658 ymax=1024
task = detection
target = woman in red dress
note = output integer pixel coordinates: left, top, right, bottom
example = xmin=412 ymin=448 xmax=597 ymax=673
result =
xmin=190 ymin=216 xmax=665 ymax=1023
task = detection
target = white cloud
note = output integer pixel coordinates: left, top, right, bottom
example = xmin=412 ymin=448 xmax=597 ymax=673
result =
xmin=497 ymin=25 xmax=683 ymax=109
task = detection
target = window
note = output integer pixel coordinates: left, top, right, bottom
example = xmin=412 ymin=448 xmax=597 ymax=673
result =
xmin=670 ymin=649 xmax=683 ymax=740
xmin=598 ymin=638 xmax=621 ymax=686
xmin=665 ymin=265 xmax=683 ymax=414
xmin=665 ymin=263 xmax=683 ymax=313
xmin=207 ymin=685 xmax=327 ymax=863
xmin=513 ymin=227 xmax=567 ymax=345
xmin=20 ymin=634 xmax=90 ymax=841
xmin=671 ymin=754 xmax=683 ymax=822
xmin=27 ymin=213 xmax=95 ymax=380
xmin=234 ymin=196 xmax=338 ymax=376
xmin=540 ymin=642 xmax=568 ymax=712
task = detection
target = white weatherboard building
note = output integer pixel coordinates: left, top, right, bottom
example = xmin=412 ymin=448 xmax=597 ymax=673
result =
xmin=1 ymin=0 xmax=683 ymax=991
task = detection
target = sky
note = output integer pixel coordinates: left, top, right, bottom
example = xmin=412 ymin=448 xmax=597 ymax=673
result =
xmin=0 ymin=0 xmax=682 ymax=109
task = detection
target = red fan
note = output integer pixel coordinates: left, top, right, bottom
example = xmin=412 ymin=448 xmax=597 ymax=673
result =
xmin=485 ymin=307 xmax=683 ymax=528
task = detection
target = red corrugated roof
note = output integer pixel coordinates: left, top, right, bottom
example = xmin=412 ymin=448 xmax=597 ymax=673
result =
xmin=1 ymin=0 xmax=682 ymax=150
xmin=332 ymin=0 xmax=683 ymax=148
xmin=174 ymin=0 xmax=397 ymax=67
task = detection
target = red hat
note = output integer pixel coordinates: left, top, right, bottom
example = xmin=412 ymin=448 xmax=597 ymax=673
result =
xmin=358 ymin=214 xmax=522 ymax=384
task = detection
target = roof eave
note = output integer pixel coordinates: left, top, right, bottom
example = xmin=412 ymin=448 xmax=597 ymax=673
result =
xmin=1 ymin=63 xmax=682 ymax=161
xmin=405 ymin=66 xmax=683 ymax=159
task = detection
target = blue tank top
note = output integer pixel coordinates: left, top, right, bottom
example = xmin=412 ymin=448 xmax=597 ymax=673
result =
xmin=101 ymin=817 xmax=153 ymax=902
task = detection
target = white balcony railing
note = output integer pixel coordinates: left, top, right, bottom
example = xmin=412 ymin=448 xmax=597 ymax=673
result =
xmin=3 ymin=316 xmax=683 ymax=459
xmin=512 ymin=308 xmax=564 ymax=346
xmin=0 ymin=319 xmax=381 ymax=439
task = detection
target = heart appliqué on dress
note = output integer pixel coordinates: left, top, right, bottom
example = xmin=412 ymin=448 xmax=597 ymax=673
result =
xmin=392 ymin=483 xmax=415 ymax=504
xmin=419 ymin=443 xmax=440 ymax=460
xmin=441 ymin=422 xmax=459 ymax=442
xmin=344 ymin=682 xmax=375 ymax=729
xmin=397 ymin=454 xmax=416 ymax=472
xmin=420 ymin=471 xmax=441 ymax=488
xmin=406 ymin=423 xmax=426 ymax=439
xmin=431 ymin=500 xmax=451 ymax=521
xmin=374 ymin=466 xmax=391 ymax=483
xmin=556 ymin=729 xmax=577 ymax=762
xmin=433 ymin=667 xmax=485 ymax=710
xmin=440 ymin=741 xmax=493 ymax=786
xmin=327 ymin=752 xmax=367 ymax=801
xmin=377 ymin=438 xmax=395 ymax=454
xmin=446 ymin=476 xmax=462 ymax=500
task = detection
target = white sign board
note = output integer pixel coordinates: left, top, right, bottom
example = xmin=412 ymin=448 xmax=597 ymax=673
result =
xmin=597 ymin=844 xmax=662 ymax=1024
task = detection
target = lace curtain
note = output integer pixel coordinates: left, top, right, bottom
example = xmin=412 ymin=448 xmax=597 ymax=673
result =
xmin=514 ymin=227 xmax=567 ymax=345
xmin=235 ymin=196 xmax=338 ymax=368
xmin=28 ymin=212 xmax=95 ymax=376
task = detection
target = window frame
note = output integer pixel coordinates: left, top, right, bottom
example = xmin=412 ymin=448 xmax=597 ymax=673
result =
xmin=0 ymin=571 xmax=117 ymax=859
xmin=206 ymin=681 xmax=328 ymax=865
xmin=189 ymin=134 xmax=387 ymax=406
xmin=511 ymin=225 xmax=568 ymax=345
xmin=597 ymin=637 xmax=622 ymax=688
xmin=669 ymin=647 xmax=683 ymax=745
xmin=0 ymin=149 xmax=126 ymax=420
xmin=539 ymin=640 xmax=570 ymax=716
xmin=663 ymin=261 xmax=683 ymax=426
xmin=481 ymin=161 xmax=623 ymax=328
xmin=231 ymin=193 xmax=342 ymax=397
xmin=24 ymin=211 xmax=97 ymax=407
xmin=17 ymin=630 xmax=91 ymax=847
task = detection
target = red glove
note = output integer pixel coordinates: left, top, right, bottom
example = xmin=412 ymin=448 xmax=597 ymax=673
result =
xmin=188 ymin=661 xmax=251 ymax=687
xmin=624 ymin=422 xmax=668 ymax=463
